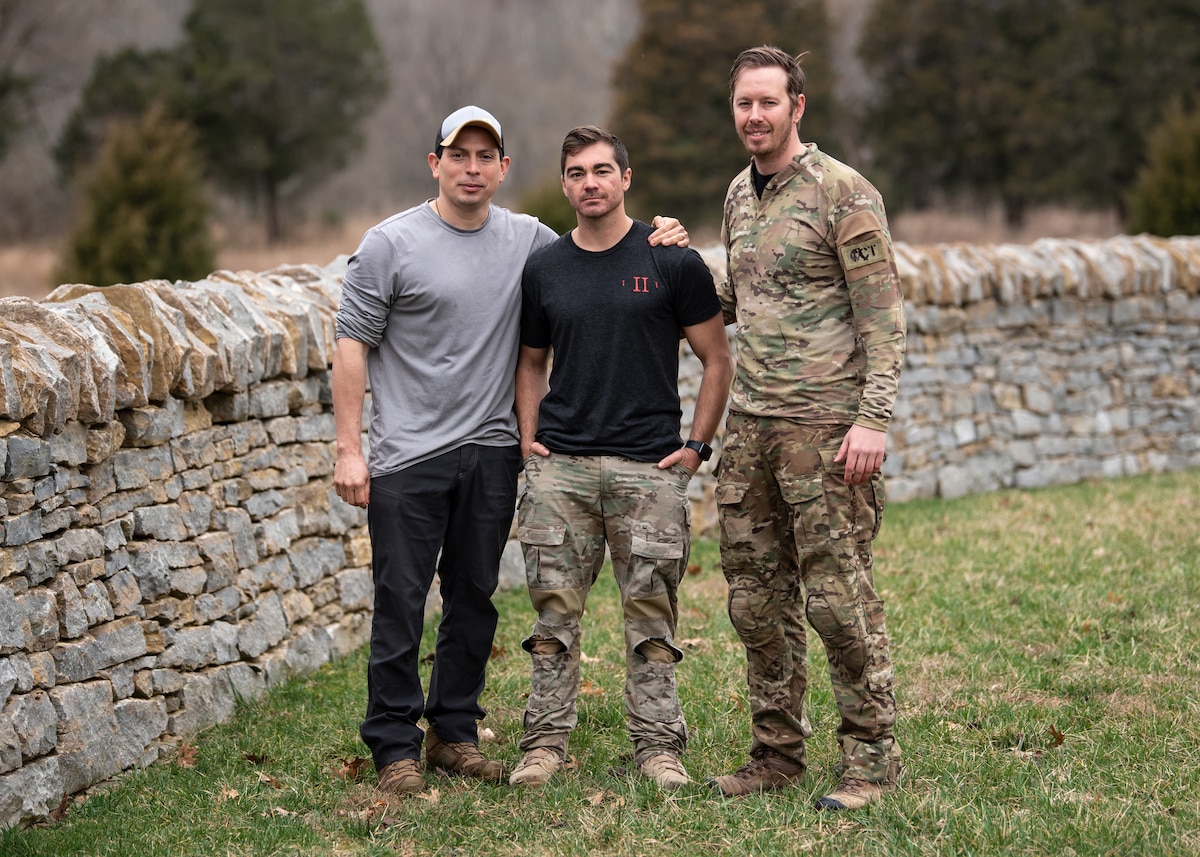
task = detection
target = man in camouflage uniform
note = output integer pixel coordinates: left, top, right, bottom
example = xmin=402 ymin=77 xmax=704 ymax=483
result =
xmin=509 ymin=126 xmax=733 ymax=789
xmin=707 ymin=46 xmax=906 ymax=810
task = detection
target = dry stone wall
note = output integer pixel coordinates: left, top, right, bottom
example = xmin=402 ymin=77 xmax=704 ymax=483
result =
xmin=2 ymin=234 xmax=1199 ymax=827
xmin=889 ymin=235 xmax=1200 ymax=500
xmin=0 ymin=266 xmax=376 ymax=827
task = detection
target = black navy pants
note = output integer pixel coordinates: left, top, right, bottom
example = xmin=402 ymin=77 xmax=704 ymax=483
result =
xmin=359 ymin=443 xmax=521 ymax=769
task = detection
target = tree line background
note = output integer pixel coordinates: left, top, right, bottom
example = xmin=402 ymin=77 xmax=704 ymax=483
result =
xmin=0 ymin=0 xmax=1196 ymax=287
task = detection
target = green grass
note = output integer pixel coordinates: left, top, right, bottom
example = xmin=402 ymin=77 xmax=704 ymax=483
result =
xmin=5 ymin=469 xmax=1200 ymax=856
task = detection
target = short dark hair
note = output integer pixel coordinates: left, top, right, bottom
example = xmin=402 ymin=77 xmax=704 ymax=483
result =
xmin=560 ymin=125 xmax=630 ymax=176
xmin=729 ymin=45 xmax=807 ymax=111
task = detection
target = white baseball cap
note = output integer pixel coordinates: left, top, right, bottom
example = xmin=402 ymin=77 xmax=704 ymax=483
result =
xmin=436 ymin=105 xmax=504 ymax=155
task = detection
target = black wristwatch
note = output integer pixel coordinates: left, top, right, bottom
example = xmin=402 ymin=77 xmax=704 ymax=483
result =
xmin=684 ymin=439 xmax=713 ymax=461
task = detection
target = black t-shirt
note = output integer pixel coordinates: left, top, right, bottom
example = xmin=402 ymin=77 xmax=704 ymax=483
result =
xmin=520 ymin=219 xmax=721 ymax=461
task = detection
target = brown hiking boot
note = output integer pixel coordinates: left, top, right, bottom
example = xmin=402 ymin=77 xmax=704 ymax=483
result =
xmin=509 ymin=747 xmax=565 ymax=787
xmin=815 ymin=777 xmax=891 ymax=810
xmin=638 ymin=752 xmax=690 ymax=789
xmin=425 ymin=729 xmax=504 ymax=781
xmin=707 ymin=747 xmax=804 ymax=797
xmin=376 ymin=759 xmax=425 ymax=795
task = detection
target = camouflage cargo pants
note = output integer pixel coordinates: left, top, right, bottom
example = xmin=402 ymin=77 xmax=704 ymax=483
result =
xmin=716 ymin=414 xmax=900 ymax=784
xmin=516 ymin=453 xmax=691 ymax=761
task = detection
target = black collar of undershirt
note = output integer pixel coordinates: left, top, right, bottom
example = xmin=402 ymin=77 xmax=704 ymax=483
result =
xmin=751 ymin=162 xmax=774 ymax=198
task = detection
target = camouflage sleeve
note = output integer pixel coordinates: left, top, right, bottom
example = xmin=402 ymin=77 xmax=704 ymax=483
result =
xmin=835 ymin=205 xmax=907 ymax=432
xmin=716 ymin=218 xmax=736 ymax=324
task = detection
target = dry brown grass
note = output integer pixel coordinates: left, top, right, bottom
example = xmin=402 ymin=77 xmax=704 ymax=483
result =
xmin=210 ymin=212 xmax=382 ymax=277
xmin=0 ymin=213 xmax=382 ymax=302
xmin=0 ymin=242 xmax=61 ymax=301
xmin=0 ymin=206 xmax=1124 ymax=304
xmin=890 ymin=204 xmax=1122 ymax=246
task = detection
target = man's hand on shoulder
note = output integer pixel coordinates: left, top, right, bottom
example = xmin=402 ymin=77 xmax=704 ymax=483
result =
xmin=648 ymin=215 xmax=689 ymax=248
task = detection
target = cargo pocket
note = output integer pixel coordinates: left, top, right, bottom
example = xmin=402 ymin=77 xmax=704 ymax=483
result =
xmin=715 ymin=481 xmax=752 ymax=549
xmin=518 ymin=524 xmax=569 ymax=588
xmin=630 ymin=532 xmax=685 ymax=599
xmin=780 ymin=474 xmax=833 ymax=541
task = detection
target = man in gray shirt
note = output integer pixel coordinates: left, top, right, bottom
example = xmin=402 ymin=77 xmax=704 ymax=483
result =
xmin=332 ymin=106 xmax=687 ymax=797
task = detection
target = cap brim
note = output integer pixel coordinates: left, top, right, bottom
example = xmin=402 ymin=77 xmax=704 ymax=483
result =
xmin=440 ymin=120 xmax=503 ymax=150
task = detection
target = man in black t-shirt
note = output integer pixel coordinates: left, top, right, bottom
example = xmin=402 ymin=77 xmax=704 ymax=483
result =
xmin=509 ymin=126 xmax=733 ymax=790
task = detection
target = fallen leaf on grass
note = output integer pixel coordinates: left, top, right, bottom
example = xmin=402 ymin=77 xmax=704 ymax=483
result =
xmin=491 ymin=643 xmax=508 ymax=660
xmin=580 ymin=679 xmax=604 ymax=697
xmin=415 ymin=788 xmax=440 ymax=804
xmin=564 ymin=755 xmax=581 ymax=772
xmin=686 ymin=562 xmax=702 ymax=576
xmin=333 ymin=756 xmax=372 ymax=782
xmin=258 ymin=771 xmax=283 ymax=789
xmin=479 ymin=727 xmax=499 ymax=744
xmin=176 ymin=743 xmax=199 ymax=768
xmin=218 ymin=787 xmax=240 ymax=802
xmin=588 ymin=790 xmax=607 ymax=806
xmin=272 ymin=807 xmax=295 ymax=817
xmin=580 ymin=652 xmax=601 ymax=664
xmin=1048 ymin=724 xmax=1065 ymax=747
xmin=243 ymin=752 xmax=268 ymax=765
xmin=338 ymin=800 xmax=389 ymax=823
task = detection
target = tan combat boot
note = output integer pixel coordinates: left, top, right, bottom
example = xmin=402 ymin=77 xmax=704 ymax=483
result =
xmin=815 ymin=776 xmax=893 ymax=810
xmin=509 ymin=747 xmax=565 ymax=787
xmin=376 ymin=759 xmax=426 ymax=796
xmin=638 ymin=752 xmax=690 ymax=789
xmin=707 ymin=747 xmax=804 ymax=797
xmin=425 ymin=728 xmax=504 ymax=781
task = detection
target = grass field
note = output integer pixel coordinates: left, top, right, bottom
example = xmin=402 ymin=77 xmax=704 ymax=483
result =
xmin=3 ymin=468 xmax=1198 ymax=856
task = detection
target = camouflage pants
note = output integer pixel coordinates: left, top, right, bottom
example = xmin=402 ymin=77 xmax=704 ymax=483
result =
xmin=517 ymin=453 xmax=691 ymax=761
xmin=716 ymin=414 xmax=900 ymax=784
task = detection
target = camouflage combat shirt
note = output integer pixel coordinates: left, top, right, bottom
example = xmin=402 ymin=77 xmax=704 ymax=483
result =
xmin=718 ymin=142 xmax=907 ymax=431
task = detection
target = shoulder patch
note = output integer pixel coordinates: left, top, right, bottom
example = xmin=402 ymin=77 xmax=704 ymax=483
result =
xmin=840 ymin=236 xmax=887 ymax=271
